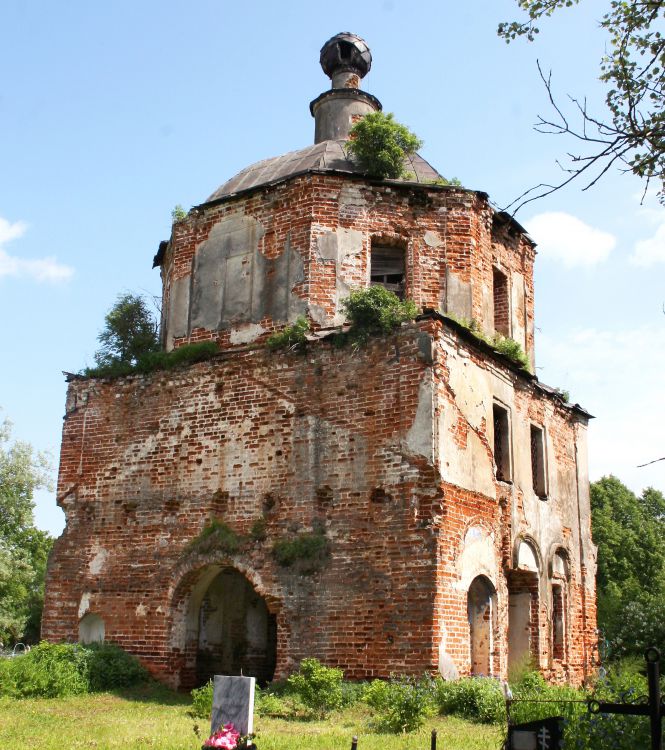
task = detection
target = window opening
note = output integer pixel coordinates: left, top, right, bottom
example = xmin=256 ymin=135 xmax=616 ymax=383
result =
xmin=552 ymin=583 xmax=565 ymax=660
xmin=371 ymin=245 xmax=405 ymax=299
xmin=530 ymin=425 xmax=547 ymax=498
xmin=338 ymin=41 xmax=354 ymax=61
xmin=493 ymin=268 xmax=510 ymax=337
xmin=493 ymin=403 xmax=511 ymax=482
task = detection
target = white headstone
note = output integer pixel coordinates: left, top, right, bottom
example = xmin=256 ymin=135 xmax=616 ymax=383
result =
xmin=211 ymin=675 xmax=255 ymax=736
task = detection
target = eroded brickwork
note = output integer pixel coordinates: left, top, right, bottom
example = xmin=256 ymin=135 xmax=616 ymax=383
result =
xmin=44 ymin=318 xmax=596 ymax=687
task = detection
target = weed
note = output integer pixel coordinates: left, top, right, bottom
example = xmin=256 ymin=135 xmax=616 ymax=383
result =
xmin=190 ymin=679 xmax=213 ymax=719
xmin=363 ymin=675 xmax=434 ymax=733
xmin=266 ymin=317 xmax=310 ymax=352
xmin=250 ymin=517 xmax=268 ymax=542
xmin=272 ymin=531 xmax=328 ymax=573
xmin=433 ymin=677 xmax=505 ymax=724
xmin=171 ymin=204 xmax=188 ymax=223
xmin=184 ymin=519 xmax=243 ymax=557
xmin=83 ymin=341 xmax=219 ymax=379
xmin=440 ymin=312 xmax=531 ymax=372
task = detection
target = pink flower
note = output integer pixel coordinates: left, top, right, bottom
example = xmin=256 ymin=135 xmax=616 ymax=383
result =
xmin=203 ymin=722 xmax=242 ymax=749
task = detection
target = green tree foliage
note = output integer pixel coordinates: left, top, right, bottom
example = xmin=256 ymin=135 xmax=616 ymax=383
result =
xmin=499 ymin=1 xmax=665 ymax=206
xmin=94 ymin=293 xmax=159 ymax=369
xmin=590 ymin=475 xmax=665 ymax=655
xmin=346 ymin=112 xmax=423 ymax=179
xmin=0 ymin=417 xmax=53 ymax=646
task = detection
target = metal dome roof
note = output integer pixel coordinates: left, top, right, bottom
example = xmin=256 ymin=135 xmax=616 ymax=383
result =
xmin=204 ymin=140 xmax=444 ymax=204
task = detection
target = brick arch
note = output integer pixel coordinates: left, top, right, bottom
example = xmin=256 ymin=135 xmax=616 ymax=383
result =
xmin=167 ymin=557 xmax=281 ymax=689
xmin=546 ymin=543 xmax=571 ymax=579
xmin=512 ymin=534 xmax=543 ymax=574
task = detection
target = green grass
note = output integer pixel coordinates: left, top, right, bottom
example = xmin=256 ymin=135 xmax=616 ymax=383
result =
xmin=0 ymin=683 xmax=501 ymax=750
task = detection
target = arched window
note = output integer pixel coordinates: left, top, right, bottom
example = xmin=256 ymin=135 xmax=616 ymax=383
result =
xmin=467 ymin=575 xmax=497 ymax=676
xmin=79 ymin=613 xmax=105 ymax=644
xmin=508 ymin=540 xmax=541 ymax=672
xmin=551 ymin=551 xmax=570 ymax=662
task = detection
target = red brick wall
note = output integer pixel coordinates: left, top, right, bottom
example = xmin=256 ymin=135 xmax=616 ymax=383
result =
xmin=162 ymin=176 xmax=536 ymax=362
xmin=43 ymin=320 xmax=596 ymax=687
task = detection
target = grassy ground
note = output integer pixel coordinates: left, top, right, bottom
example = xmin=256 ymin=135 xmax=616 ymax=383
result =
xmin=0 ymin=683 xmax=502 ymax=750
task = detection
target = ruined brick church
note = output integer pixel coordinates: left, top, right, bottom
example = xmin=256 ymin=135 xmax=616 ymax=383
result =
xmin=43 ymin=33 xmax=597 ymax=688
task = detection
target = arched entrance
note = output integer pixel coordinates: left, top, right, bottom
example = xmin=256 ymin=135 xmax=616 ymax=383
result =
xmin=467 ymin=575 xmax=497 ymax=676
xmin=193 ymin=567 xmax=277 ymax=685
xmin=508 ymin=539 xmax=541 ymax=673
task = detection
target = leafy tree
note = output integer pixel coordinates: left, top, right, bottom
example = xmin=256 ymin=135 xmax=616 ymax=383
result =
xmin=590 ymin=476 xmax=665 ymax=656
xmin=94 ymin=293 xmax=159 ymax=369
xmin=0 ymin=416 xmax=53 ymax=646
xmin=499 ymin=1 xmax=665 ymax=209
xmin=346 ymin=112 xmax=423 ymax=179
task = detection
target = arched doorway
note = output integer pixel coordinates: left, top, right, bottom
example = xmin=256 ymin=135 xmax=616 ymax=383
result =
xmin=467 ymin=575 xmax=496 ymax=676
xmin=508 ymin=539 xmax=541 ymax=673
xmin=195 ymin=568 xmax=277 ymax=685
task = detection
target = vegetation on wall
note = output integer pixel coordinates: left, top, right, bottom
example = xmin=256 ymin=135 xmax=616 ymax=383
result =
xmin=171 ymin=204 xmax=188 ymax=223
xmin=335 ymin=286 xmax=418 ymax=350
xmin=91 ymin=293 xmax=160 ymax=371
xmin=266 ymin=317 xmax=310 ymax=352
xmin=441 ymin=312 xmax=531 ymax=372
xmin=346 ymin=112 xmax=423 ymax=180
xmin=272 ymin=530 xmax=329 ymax=574
xmin=83 ymin=340 xmax=219 ymax=379
xmin=183 ymin=519 xmax=244 ymax=558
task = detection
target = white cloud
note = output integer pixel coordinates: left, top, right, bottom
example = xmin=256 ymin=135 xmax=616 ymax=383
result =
xmin=525 ymin=211 xmax=616 ymax=268
xmin=0 ymin=216 xmax=74 ymax=283
xmin=537 ymin=325 xmax=665 ymax=495
xmin=630 ymin=219 xmax=665 ymax=266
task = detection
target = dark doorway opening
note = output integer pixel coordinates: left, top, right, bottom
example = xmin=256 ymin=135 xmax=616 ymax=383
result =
xmin=195 ymin=568 xmax=277 ymax=685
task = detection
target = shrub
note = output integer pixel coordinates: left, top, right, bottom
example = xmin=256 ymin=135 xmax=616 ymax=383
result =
xmin=191 ymin=679 xmax=214 ymax=719
xmin=433 ymin=677 xmax=505 ymax=724
xmin=363 ymin=675 xmax=434 ymax=733
xmin=287 ymin=658 xmax=344 ymax=717
xmin=85 ymin=642 xmax=147 ymax=691
xmin=0 ymin=641 xmax=148 ymax=699
xmin=272 ymin=531 xmax=328 ymax=573
xmin=339 ymin=286 xmax=418 ymax=349
xmin=266 ymin=318 xmax=310 ymax=352
xmin=346 ymin=112 xmax=423 ymax=179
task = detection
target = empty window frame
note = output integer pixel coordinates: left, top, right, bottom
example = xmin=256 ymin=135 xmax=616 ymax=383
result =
xmin=371 ymin=244 xmax=405 ymax=298
xmin=551 ymin=583 xmax=565 ymax=660
xmin=493 ymin=267 xmax=510 ymax=337
xmin=493 ymin=403 xmax=512 ymax=482
xmin=530 ymin=425 xmax=547 ymax=498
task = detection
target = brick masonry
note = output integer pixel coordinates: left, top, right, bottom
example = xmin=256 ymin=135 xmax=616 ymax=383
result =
xmin=43 ymin=173 xmax=596 ymax=688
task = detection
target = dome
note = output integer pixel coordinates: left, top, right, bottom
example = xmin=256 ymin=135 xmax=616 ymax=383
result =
xmin=204 ymin=140 xmax=444 ymax=204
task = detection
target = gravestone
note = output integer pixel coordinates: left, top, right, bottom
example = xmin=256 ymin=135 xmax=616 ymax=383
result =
xmin=211 ymin=675 xmax=255 ymax=736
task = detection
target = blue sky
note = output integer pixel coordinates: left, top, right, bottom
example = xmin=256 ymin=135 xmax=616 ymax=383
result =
xmin=2 ymin=0 xmax=663 ymax=536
